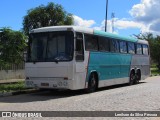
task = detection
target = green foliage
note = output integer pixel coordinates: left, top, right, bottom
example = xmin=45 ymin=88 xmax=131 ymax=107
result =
xmin=134 ymin=33 xmax=160 ymax=70
xmin=151 ymin=66 xmax=160 ymax=76
xmin=0 ymin=81 xmax=26 ymax=93
xmin=0 ymin=28 xmax=27 ymax=69
xmin=23 ymin=2 xmax=73 ymax=35
xmin=151 ymin=37 xmax=160 ymax=69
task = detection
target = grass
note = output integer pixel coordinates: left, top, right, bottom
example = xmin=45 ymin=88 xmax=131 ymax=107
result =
xmin=0 ymin=81 xmax=27 ymax=93
xmin=151 ymin=65 xmax=160 ymax=76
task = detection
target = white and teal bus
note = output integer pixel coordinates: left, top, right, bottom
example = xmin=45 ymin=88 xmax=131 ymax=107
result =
xmin=25 ymin=26 xmax=150 ymax=92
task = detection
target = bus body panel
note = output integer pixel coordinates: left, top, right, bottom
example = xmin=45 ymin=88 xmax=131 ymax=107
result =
xmin=131 ymin=54 xmax=150 ymax=80
xmin=25 ymin=61 xmax=75 ymax=89
xmin=88 ymin=52 xmax=132 ymax=80
xmin=25 ymin=62 xmax=73 ymax=78
xmin=86 ymin=52 xmax=132 ymax=88
xmin=98 ymin=77 xmax=129 ymax=88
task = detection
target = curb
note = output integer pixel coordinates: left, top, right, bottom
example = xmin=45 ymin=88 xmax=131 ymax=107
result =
xmin=0 ymin=92 xmax=12 ymax=97
xmin=0 ymin=79 xmax=25 ymax=84
xmin=0 ymin=89 xmax=39 ymax=97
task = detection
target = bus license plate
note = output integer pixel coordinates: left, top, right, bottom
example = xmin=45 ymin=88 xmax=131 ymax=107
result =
xmin=41 ymin=83 xmax=49 ymax=86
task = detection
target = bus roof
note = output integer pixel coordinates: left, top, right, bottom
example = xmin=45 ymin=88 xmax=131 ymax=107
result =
xmin=30 ymin=26 xmax=93 ymax=34
xmin=94 ymin=30 xmax=138 ymax=43
xmin=31 ymin=26 xmax=146 ymax=43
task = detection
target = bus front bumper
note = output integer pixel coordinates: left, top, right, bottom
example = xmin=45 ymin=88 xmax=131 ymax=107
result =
xmin=25 ymin=78 xmax=73 ymax=90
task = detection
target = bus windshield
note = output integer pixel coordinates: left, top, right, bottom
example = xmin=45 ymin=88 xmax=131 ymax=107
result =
xmin=27 ymin=31 xmax=74 ymax=62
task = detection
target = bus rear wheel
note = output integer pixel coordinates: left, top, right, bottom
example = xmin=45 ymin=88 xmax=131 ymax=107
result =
xmin=129 ymin=71 xmax=136 ymax=85
xmin=135 ymin=70 xmax=141 ymax=84
xmin=86 ymin=73 xmax=97 ymax=93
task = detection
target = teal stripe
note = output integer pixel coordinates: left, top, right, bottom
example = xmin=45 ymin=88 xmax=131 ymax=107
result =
xmin=87 ymin=52 xmax=132 ymax=81
xmin=94 ymin=30 xmax=138 ymax=43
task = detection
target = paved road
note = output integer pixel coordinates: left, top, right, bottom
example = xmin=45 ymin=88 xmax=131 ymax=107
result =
xmin=0 ymin=76 xmax=160 ymax=120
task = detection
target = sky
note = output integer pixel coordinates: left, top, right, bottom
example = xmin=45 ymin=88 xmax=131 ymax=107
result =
xmin=0 ymin=0 xmax=160 ymax=37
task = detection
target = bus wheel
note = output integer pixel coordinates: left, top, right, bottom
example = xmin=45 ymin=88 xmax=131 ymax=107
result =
xmin=129 ymin=71 xmax=136 ymax=85
xmin=135 ymin=70 xmax=141 ymax=84
xmin=87 ymin=73 xmax=97 ymax=93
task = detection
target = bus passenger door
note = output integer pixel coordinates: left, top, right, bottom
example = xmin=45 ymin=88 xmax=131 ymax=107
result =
xmin=75 ymin=32 xmax=86 ymax=89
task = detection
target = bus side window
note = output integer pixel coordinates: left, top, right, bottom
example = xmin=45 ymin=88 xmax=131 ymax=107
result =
xmin=142 ymin=44 xmax=149 ymax=55
xmin=110 ymin=39 xmax=120 ymax=53
xmin=128 ymin=42 xmax=135 ymax=54
xmin=85 ymin=34 xmax=98 ymax=51
xmin=76 ymin=33 xmax=84 ymax=61
xmin=99 ymin=37 xmax=110 ymax=52
xmin=136 ymin=44 xmax=143 ymax=55
xmin=120 ymin=41 xmax=127 ymax=53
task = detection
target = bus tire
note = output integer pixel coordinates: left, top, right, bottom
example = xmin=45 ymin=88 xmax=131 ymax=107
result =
xmin=129 ymin=71 xmax=136 ymax=85
xmin=135 ymin=70 xmax=141 ymax=84
xmin=86 ymin=73 xmax=98 ymax=93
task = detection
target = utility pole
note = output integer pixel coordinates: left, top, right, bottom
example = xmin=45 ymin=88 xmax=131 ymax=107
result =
xmin=105 ymin=0 xmax=108 ymax=32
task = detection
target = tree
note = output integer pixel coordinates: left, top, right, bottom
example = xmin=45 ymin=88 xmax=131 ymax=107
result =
xmin=23 ymin=2 xmax=73 ymax=35
xmin=0 ymin=28 xmax=27 ymax=69
xmin=134 ymin=33 xmax=160 ymax=70
xmin=151 ymin=36 xmax=160 ymax=70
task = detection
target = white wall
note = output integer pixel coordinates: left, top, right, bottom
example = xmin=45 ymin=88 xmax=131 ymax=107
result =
xmin=0 ymin=70 xmax=25 ymax=80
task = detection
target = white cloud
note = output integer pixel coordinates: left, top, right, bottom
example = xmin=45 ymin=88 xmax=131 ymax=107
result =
xmin=129 ymin=0 xmax=160 ymax=34
xmin=94 ymin=20 xmax=111 ymax=32
xmin=73 ymin=15 xmax=95 ymax=28
xmin=72 ymin=0 xmax=160 ymax=36
xmin=73 ymin=0 xmax=160 ymax=36
xmin=72 ymin=15 xmax=145 ymax=35
xmin=94 ymin=18 xmax=143 ymax=34
xmin=114 ymin=19 xmax=151 ymax=34
xmin=93 ymin=20 xmax=117 ymax=34
xmin=73 ymin=15 xmax=148 ymax=35
xmin=130 ymin=0 xmax=160 ymax=22
xmin=115 ymin=19 xmax=142 ymax=29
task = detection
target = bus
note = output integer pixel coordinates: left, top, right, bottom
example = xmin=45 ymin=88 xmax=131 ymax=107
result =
xmin=25 ymin=26 xmax=150 ymax=92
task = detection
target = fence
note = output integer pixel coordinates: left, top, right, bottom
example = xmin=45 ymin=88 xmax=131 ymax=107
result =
xmin=0 ymin=62 xmax=25 ymax=80
xmin=0 ymin=62 xmax=24 ymax=71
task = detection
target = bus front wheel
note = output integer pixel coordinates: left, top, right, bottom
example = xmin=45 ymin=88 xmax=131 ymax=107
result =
xmin=86 ymin=73 xmax=98 ymax=93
